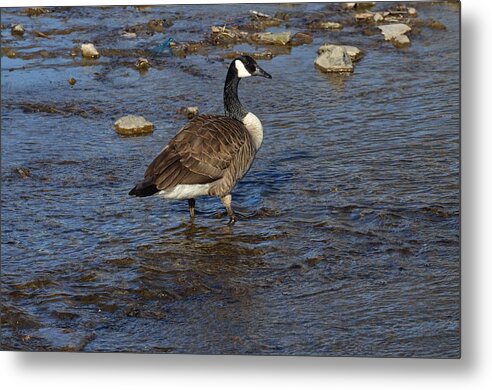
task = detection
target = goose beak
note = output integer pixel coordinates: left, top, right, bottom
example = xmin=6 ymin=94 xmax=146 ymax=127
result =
xmin=254 ymin=66 xmax=272 ymax=79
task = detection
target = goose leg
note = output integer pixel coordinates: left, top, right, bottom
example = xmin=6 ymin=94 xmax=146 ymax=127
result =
xmin=188 ymin=198 xmax=195 ymax=219
xmin=221 ymin=194 xmax=237 ymax=225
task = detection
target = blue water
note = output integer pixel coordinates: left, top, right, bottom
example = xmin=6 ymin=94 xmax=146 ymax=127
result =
xmin=1 ymin=2 xmax=460 ymax=356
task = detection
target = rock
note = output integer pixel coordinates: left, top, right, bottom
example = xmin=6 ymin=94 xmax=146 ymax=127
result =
xmin=392 ymin=34 xmax=411 ymax=48
xmin=427 ymin=19 xmax=446 ymax=30
xmin=408 ymin=7 xmax=417 ymax=17
xmin=357 ymin=2 xmax=376 ymax=9
xmin=344 ymin=3 xmax=356 ymax=9
xmin=317 ymin=44 xmax=363 ymax=62
xmin=310 ymin=21 xmax=343 ymax=30
xmin=147 ymin=19 xmax=173 ymax=33
xmin=114 ymin=115 xmax=154 ymax=136
xmin=177 ymin=106 xmax=199 ymax=119
xmin=314 ymin=45 xmax=353 ymax=73
xmin=354 ymin=12 xmax=374 ymax=22
xmin=11 ymin=24 xmax=25 ymax=36
xmin=223 ymin=50 xmax=274 ymax=60
xmin=81 ymin=43 xmax=100 ymax=59
xmin=135 ymin=57 xmax=150 ymax=71
xmin=249 ymin=10 xmax=283 ymax=27
xmin=274 ymin=12 xmax=289 ymax=21
xmin=250 ymin=31 xmax=291 ymax=46
xmin=378 ymin=23 xmax=411 ymax=40
xmin=14 ymin=167 xmax=31 ymax=179
xmin=290 ymin=32 xmax=313 ymax=46
xmin=122 ymin=31 xmax=137 ymax=39
xmin=373 ymin=13 xmax=384 ymax=23
xmin=25 ymin=7 xmax=49 ymax=16
xmin=210 ymin=26 xmax=248 ymax=45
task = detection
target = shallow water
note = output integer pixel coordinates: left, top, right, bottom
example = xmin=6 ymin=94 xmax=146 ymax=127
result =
xmin=1 ymin=2 xmax=460 ymax=356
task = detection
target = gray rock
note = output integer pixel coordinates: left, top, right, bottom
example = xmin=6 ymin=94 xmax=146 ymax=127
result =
xmin=317 ymin=21 xmax=343 ymax=30
xmin=251 ymin=31 xmax=292 ymax=46
xmin=392 ymin=34 xmax=411 ymax=48
xmin=114 ymin=115 xmax=154 ymax=136
xmin=318 ymin=44 xmax=363 ymax=62
xmin=373 ymin=13 xmax=384 ymax=22
xmin=314 ymin=45 xmax=353 ymax=73
xmin=378 ymin=23 xmax=411 ymax=41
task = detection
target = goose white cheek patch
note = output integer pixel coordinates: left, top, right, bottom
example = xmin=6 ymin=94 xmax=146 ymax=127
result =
xmin=235 ymin=60 xmax=252 ymax=78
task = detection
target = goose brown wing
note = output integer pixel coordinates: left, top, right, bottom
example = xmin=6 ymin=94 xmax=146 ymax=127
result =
xmin=143 ymin=115 xmax=250 ymax=191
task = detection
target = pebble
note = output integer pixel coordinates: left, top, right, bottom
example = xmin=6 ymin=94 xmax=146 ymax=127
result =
xmin=114 ymin=115 xmax=154 ymax=136
xmin=178 ymin=106 xmax=199 ymax=119
xmin=81 ymin=43 xmax=100 ymax=59
xmin=14 ymin=167 xmax=32 ymax=179
xmin=135 ymin=57 xmax=151 ymax=71
xmin=373 ymin=13 xmax=384 ymax=23
xmin=11 ymin=24 xmax=25 ymax=36
xmin=314 ymin=21 xmax=343 ymax=30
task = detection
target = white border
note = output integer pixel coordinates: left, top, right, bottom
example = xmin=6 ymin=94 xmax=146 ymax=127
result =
xmin=2 ymin=0 xmax=492 ymax=389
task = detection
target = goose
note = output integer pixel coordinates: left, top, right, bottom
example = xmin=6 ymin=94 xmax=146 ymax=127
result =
xmin=129 ymin=55 xmax=271 ymax=224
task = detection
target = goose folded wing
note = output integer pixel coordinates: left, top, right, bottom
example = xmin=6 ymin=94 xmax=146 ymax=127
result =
xmin=143 ymin=115 xmax=249 ymax=191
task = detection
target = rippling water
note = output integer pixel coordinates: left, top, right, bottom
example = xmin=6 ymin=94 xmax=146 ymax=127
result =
xmin=1 ymin=2 xmax=460 ymax=356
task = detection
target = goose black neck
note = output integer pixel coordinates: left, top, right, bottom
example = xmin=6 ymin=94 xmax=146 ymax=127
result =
xmin=224 ymin=64 xmax=247 ymax=121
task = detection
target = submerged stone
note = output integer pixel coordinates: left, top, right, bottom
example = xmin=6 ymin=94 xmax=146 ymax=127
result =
xmin=114 ymin=115 xmax=154 ymax=136
xmin=290 ymin=31 xmax=313 ymax=46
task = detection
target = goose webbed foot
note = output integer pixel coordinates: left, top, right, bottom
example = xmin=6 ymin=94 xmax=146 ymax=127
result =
xmin=221 ymin=194 xmax=237 ymax=225
xmin=188 ymin=198 xmax=195 ymax=219
xmin=228 ymin=215 xmax=237 ymax=225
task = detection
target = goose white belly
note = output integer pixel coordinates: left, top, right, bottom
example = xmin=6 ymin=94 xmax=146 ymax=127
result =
xmin=158 ymin=184 xmax=210 ymax=200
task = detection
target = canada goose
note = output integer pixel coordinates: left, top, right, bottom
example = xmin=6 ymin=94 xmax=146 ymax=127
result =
xmin=129 ymin=55 xmax=271 ymax=224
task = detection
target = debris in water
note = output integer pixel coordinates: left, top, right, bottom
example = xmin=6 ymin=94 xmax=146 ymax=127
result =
xmin=150 ymin=37 xmax=176 ymax=56
xmin=68 ymin=77 xmax=76 ymax=86
xmin=33 ymin=30 xmax=50 ymax=39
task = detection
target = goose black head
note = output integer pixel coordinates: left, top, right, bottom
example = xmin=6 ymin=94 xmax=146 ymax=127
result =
xmin=234 ymin=55 xmax=272 ymax=79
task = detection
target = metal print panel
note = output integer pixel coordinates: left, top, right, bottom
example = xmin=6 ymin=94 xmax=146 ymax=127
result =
xmin=0 ymin=1 xmax=460 ymax=357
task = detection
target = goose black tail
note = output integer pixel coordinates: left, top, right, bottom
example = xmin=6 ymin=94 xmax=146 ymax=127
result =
xmin=129 ymin=181 xmax=159 ymax=197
